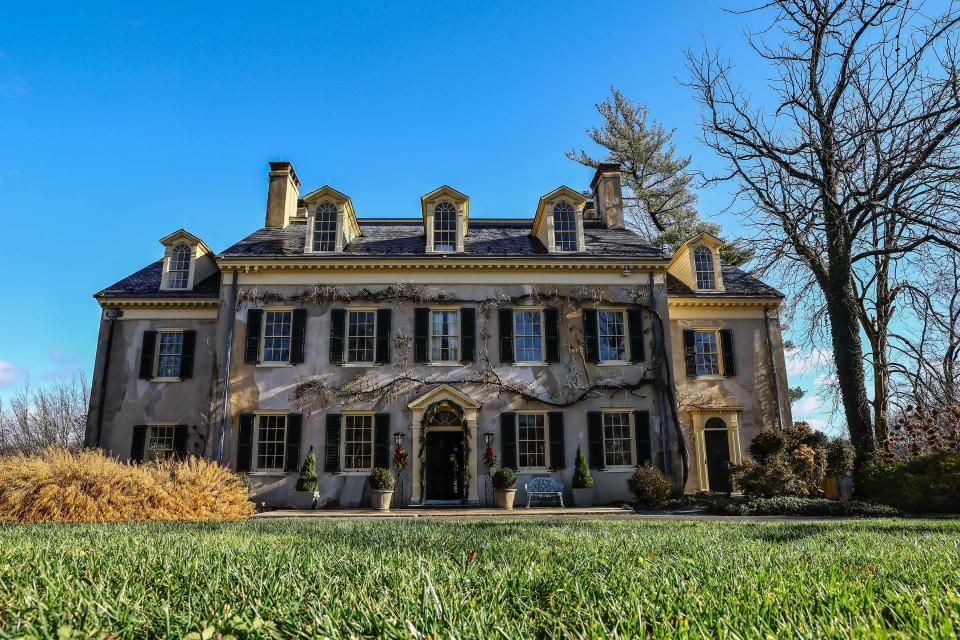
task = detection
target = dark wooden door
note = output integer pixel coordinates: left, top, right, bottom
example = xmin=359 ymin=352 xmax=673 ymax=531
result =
xmin=704 ymin=430 xmax=731 ymax=493
xmin=425 ymin=431 xmax=464 ymax=500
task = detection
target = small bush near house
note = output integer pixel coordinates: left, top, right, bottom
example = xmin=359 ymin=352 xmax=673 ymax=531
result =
xmin=826 ymin=437 xmax=855 ymax=476
xmin=705 ymin=496 xmax=900 ymax=517
xmin=856 ymin=449 xmax=960 ymax=513
xmin=492 ymin=467 xmax=517 ymax=491
xmin=627 ymin=465 xmax=672 ymax=508
xmin=731 ymin=422 xmax=829 ymax=497
xmin=572 ymin=446 xmax=593 ymax=489
xmin=0 ymin=447 xmax=253 ymax=523
xmin=368 ymin=468 xmax=395 ymax=491
xmin=296 ymin=446 xmax=318 ymax=492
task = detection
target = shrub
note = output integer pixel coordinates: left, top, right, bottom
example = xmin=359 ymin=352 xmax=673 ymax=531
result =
xmin=0 ymin=447 xmax=253 ymax=523
xmin=856 ymin=449 xmax=960 ymax=513
xmin=492 ymin=467 xmax=516 ymax=491
xmin=368 ymin=468 xmax=395 ymax=491
xmin=295 ymin=446 xmax=318 ymax=492
xmin=627 ymin=465 xmax=672 ymax=508
xmin=731 ymin=457 xmax=804 ymax=497
xmin=733 ymin=422 xmax=829 ymax=497
xmin=749 ymin=428 xmax=786 ymax=462
xmin=826 ymin=437 xmax=855 ymax=476
xmin=572 ymin=446 xmax=593 ymax=489
xmin=705 ymin=496 xmax=900 ymax=517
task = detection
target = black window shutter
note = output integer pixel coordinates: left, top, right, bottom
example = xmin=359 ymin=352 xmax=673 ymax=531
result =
xmin=498 ymin=308 xmax=514 ymax=364
xmin=374 ymin=413 xmax=391 ymax=468
xmin=413 ymin=308 xmax=430 ymax=363
xmin=683 ymin=330 xmax=697 ymax=377
xmin=139 ymin=331 xmax=157 ymax=379
xmin=284 ymin=413 xmax=303 ymax=472
xmin=244 ymin=310 xmax=263 ymax=364
xmin=174 ymin=424 xmax=189 ymax=458
xmin=548 ymin=412 xmax=565 ymax=470
xmin=587 ymin=411 xmax=604 ymax=469
xmin=179 ymin=330 xmax=196 ymax=379
xmin=627 ymin=308 xmax=644 ymax=363
xmin=329 ymin=308 xmax=346 ymax=364
xmin=237 ymin=414 xmax=255 ymax=472
xmin=324 ymin=414 xmax=342 ymax=472
xmin=291 ymin=309 xmax=307 ymax=364
xmin=583 ymin=309 xmax=600 ymax=362
xmin=634 ymin=410 xmax=652 ymax=467
xmin=375 ymin=309 xmax=392 ymax=364
xmin=130 ymin=425 xmax=147 ymax=462
xmin=721 ymin=329 xmax=737 ymax=377
xmin=544 ymin=307 xmax=561 ymax=363
xmin=460 ymin=308 xmax=476 ymax=363
xmin=500 ymin=412 xmax=517 ymax=470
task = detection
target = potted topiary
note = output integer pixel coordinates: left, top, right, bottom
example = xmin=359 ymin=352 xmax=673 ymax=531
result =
xmin=823 ymin=437 xmax=855 ymax=500
xmin=289 ymin=446 xmax=320 ymax=510
xmin=492 ymin=467 xmax=517 ymax=509
xmin=571 ymin=445 xmax=594 ymax=507
xmin=368 ymin=467 xmax=395 ymax=510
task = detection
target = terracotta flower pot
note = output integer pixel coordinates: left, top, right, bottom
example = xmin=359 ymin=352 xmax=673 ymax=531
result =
xmin=370 ymin=489 xmax=394 ymax=511
xmin=572 ymin=488 xmax=594 ymax=507
xmin=494 ymin=488 xmax=516 ymax=509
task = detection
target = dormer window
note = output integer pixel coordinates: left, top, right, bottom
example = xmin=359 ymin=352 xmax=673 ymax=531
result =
xmin=168 ymin=244 xmax=192 ymax=289
xmin=312 ymin=202 xmax=338 ymax=252
xmin=553 ymin=201 xmax=578 ymax=251
xmin=433 ymin=202 xmax=457 ymax=252
xmin=694 ymin=246 xmax=716 ymax=289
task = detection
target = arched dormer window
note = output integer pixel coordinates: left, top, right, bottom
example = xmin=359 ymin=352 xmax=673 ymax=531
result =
xmin=312 ymin=202 xmax=338 ymax=252
xmin=434 ymin=201 xmax=457 ymax=252
xmin=694 ymin=246 xmax=716 ymax=290
xmin=168 ymin=244 xmax=192 ymax=289
xmin=553 ymin=201 xmax=577 ymax=251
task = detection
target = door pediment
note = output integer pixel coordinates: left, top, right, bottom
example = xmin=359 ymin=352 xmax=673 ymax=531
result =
xmin=407 ymin=384 xmax=481 ymax=411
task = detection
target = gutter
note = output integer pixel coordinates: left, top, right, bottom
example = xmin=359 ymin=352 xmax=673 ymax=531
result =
xmin=91 ymin=308 xmax=119 ymax=448
xmin=764 ymin=307 xmax=785 ymax=430
xmin=215 ymin=270 xmax=239 ymax=463
xmin=649 ymin=273 xmax=672 ymax=478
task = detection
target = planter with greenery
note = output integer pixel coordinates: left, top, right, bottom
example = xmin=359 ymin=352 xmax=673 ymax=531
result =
xmin=627 ymin=465 xmax=672 ymax=508
xmin=368 ymin=468 xmax=396 ymax=511
xmin=571 ymin=446 xmax=594 ymax=507
xmin=492 ymin=467 xmax=517 ymax=509
xmin=823 ymin=437 xmax=855 ymax=500
xmin=289 ymin=447 xmax=320 ymax=510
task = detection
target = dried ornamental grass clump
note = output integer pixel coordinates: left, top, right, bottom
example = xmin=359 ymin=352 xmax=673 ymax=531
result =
xmin=0 ymin=447 xmax=253 ymax=523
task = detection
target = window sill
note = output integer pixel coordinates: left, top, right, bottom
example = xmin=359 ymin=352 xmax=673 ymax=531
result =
xmin=601 ymin=466 xmax=636 ymax=473
xmin=338 ymin=470 xmax=373 ymax=476
xmin=149 ymin=377 xmax=182 ymax=383
xmin=516 ymin=467 xmax=551 ymax=474
xmin=513 ymin=361 xmax=548 ymax=367
xmin=340 ymin=362 xmax=378 ymax=368
xmin=256 ymin=362 xmax=293 ymax=368
xmin=596 ymin=361 xmax=629 ymax=367
xmin=695 ymin=375 xmax=725 ymax=381
xmin=248 ymin=471 xmax=290 ymax=476
xmin=427 ymin=362 xmax=462 ymax=367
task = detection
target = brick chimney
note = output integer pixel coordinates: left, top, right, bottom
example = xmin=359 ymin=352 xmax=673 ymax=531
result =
xmin=590 ymin=162 xmax=624 ymax=230
xmin=265 ymin=161 xmax=301 ymax=228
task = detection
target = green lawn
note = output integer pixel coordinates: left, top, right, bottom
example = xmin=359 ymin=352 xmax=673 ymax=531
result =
xmin=1 ymin=519 xmax=958 ymax=639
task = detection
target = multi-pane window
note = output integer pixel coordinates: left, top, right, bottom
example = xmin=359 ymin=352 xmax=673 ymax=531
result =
xmin=312 ymin=202 xmax=338 ymax=252
xmin=603 ymin=412 xmax=633 ymax=467
xmin=433 ymin=201 xmax=457 ymax=251
xmin=347 ymin=311 xmax=376 ymax=363
xmin=255 ymin=414 xmax=287 ymax=471
xmin=154 ymin=331 xmax=184 ymax=378
xmin=514 ymin=310 xmax=543 ymax=362
xmin=146 ymin=425 xmax=175 ymax=462
xmin=694 ymin=330 xmax=721 ymax=376
xmin=431 ymin=310 xmax=459 ymax=362
xmin=168 ymin=244 xmax=191 ymax=289
xmin=553 ymin=201 xmax=578 ymax=251
xmin=694 ymin=246 xmax=717 ymax=290
xmin=598 ymin=310 xmax=627 ymax=362
xmin=343 ymin=414 xmax=374 ymax=471
xmin=517 ymin=413 xmax=547 ymax=468
xmin=262 ymin=311 xmax=292 ymax=363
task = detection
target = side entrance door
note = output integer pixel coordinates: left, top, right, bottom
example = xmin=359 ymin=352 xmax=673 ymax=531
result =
xmin=424 ymin=431 xmax=464 ymax=501
xmin=704 ymin=428 xmax=732 ymax=493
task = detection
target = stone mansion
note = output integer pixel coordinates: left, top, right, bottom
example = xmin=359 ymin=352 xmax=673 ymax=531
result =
xmin=85 ymin=161 xmax=792 ymax=507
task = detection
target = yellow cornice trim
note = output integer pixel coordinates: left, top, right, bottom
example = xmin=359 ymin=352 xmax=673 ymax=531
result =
xmin=95 ymin=297 xmax=219 ymax=309
xmin=668 ymin=296 xmax=780 ymax=309
xmin=216 ymin=258 xmax=668 ymax=273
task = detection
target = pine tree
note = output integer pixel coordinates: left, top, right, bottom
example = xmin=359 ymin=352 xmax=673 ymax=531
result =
xmin=296 ymin=446 xmax=318 ymax=492
xmin=572 ymin=446 xmax=593 ymax=489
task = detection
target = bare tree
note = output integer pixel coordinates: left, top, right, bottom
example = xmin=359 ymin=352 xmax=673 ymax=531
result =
xmin=0 ymin=371 xmax=89 ymax=455
xmin=687 ymin=0 xmax=960 ymax=467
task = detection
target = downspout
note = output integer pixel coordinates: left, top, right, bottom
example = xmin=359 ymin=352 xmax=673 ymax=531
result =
xmin=215 ymin=270 xmax=239 ymax=464
xmin=649 ymin=272 xmax=672 ymax=478
xmin=92 ymin=307 xmax=118 ymax=448
xmin=764 ymin=307 xmax=785 ymax=430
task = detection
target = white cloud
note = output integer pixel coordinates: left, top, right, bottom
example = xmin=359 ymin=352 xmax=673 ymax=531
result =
xmin=785 ymin=347 xmax=833 ymax=376
xmin=792 ymin=394 xmax=822 ymax=415
xmin=0 ymin=360 xmax=17 ymax=384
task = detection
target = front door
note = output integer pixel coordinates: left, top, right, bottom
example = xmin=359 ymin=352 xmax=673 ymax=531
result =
xmin=704 ymin=429 xmax=732 ymax=493
xmin=425 ymin=431 xmax=464 ymax=501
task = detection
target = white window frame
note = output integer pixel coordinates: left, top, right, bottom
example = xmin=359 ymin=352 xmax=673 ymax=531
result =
xmin=692 ymin=328 xmax=724 ymax=378
xmin=253 ymin=412 xmax=288 ymax=473
xmin=429 ymin=307 xmax=460 ymax=365
xmin=596 ymin=307 xmax=630 ymax=364
xmin=516 ymin=411 xmax=549 ymax=471
xmin=345 ymin=308 xmax=378 ymax=365
xmin=601 ymin=409 xmax=636 ymax=470
xmin=432 ymin=201 xmax=458 ymax=253
xmin=152 ymin=329 xmax=185 ymax=381
xmin=145 ymin=423 xmax=177 ymax=462
xmin=341 ymin=412 xmax=375 ymax=473
xmin=259 ymin=307 xmax=294 ymax=366
xmin=311 ymin=201 xmax=339 ymax=253
xmin=513 ymin=307 xmax=546 ymax=365
xmin=693 ymin=246 xmax=717 ymax=290
xmin=161 ymin=243 xmax=195 ymax=291
xmin=552 ymin=201 xmax=579 ymax=252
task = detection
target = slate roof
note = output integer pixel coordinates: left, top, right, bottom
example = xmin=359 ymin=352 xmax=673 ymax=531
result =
xmin=94 ymin=260 xmax=221 ymax=299
xmin=217 ymin=219 xmax=668 ymax=260
xmin=666 ymin=263 xmax=783 ymax=298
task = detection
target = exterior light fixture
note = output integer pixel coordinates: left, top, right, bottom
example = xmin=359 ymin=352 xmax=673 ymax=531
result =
xmin=394 ymin=432 xmax=404 ymax=447
xmin=483 ymin=431 xmax=494 ymax=447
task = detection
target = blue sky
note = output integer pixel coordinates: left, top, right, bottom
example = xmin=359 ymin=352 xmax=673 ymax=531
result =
xmin=0 ymin=2 xmax=832 ymax=428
